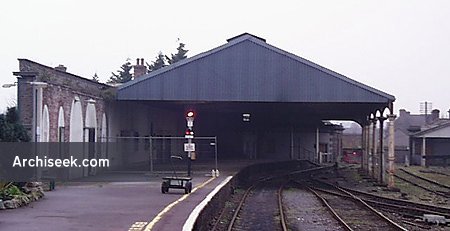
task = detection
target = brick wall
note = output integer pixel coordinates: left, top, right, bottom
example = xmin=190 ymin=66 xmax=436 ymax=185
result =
xmin=16 ymin=59 xmax=113 ymax=142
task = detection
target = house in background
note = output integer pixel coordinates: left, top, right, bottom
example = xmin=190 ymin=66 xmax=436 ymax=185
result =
xmin=410 ymin=119 xmax=450 ymax=166
xmin=395 ymin=109 xmax=450 ymax=166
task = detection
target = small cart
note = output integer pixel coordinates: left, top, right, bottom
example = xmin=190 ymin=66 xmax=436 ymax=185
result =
xmin=161 ymin=155 xmax=193 ymax=194
xmin=161 ymin=176 xmax=192 ymax=194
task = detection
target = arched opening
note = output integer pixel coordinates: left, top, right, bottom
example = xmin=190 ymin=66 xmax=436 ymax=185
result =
xmin=85 ymin=99 xmax=97 ymax=176
xmin=41 ymin=105 xmax=50 ymax=142
xmin=84 ymin=99 xmax=97 ymax=142
xmin=58 ymin=106 xmax=65 ymax=142
xmin=69 ymin=97 xmax=83 ymax=142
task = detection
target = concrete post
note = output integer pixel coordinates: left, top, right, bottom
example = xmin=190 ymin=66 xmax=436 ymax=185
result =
xmin=421 ymin=137 xmax=426 ymax=167
xmin=290 ymin=125 xmax=294 ymax=160
xmin=368 ymin=122 xmax=373 ymax=175
xmin=316 ymin=127 xmax=320 ymax=163
xmin=372 ymin=119 xmax=377 ymax=178
xmin=32 ymin=87 xmax=37 ymax=142
xmin=361 ymin=125 xmax=366 ymax=171
xmin=365 ymin=124 xmax=370 ymax=173
xmin=31 ymin=82 xmax=47 ymax=142
xmin=36 ymin=88 xmax=43 ymax=142
xmin=30 ymin=82 xmax=47 ymax=181
xmin=405 ymin=137 xmax=411 ymax=167
xmin=410 ymin=139 xmax=416 ymax=166
xmin=387 ymin=114 xmax=396 ymax=188
xmin=379 ymin=117 xmax=385 ymax=184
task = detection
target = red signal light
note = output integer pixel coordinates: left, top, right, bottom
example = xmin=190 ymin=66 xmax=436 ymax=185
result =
xmin=187 ymin=111 xmax=194 ymax=117
xmin=185 ymin=129 xmax=194 ymax=135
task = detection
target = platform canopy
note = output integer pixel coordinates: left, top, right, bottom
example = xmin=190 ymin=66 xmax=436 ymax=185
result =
xmin=117 ymin=33 xmax=395 ymax=123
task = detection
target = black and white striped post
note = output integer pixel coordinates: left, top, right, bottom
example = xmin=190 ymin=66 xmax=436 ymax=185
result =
xmin=185 ymin=111 xmax=195 ymax=177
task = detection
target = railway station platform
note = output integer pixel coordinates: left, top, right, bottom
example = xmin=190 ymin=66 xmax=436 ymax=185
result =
xmin=0 ymin=160 xmax=260 ymax=231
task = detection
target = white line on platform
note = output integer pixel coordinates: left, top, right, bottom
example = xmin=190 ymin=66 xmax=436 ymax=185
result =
xmin=182 ymin=176 xmax=233 ymax=231
xmin=143 ymin=177 xmax=216 ymax=231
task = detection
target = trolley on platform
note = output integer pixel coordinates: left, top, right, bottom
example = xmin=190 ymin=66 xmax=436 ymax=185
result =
xmin=161 ymin=155 xmax=192 ymax=194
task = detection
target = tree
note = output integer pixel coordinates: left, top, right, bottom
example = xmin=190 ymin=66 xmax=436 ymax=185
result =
xmin=147 ymin=52 xmax=167 ymax=72
xmin=92 ymin=73 xmax=100 ymax=82
xmin=108 ymin=61 xmax=133 ymax=84
xmin=166 ymin=42 xmax=188 ymax=64
xmin=0 ymin=107 xmax=30 ymax=142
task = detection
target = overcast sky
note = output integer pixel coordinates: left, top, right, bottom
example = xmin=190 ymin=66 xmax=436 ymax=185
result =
xmin=1 ymin=0 xmax=449 ymax=116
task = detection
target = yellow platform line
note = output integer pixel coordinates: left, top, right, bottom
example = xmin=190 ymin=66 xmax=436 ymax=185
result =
xmin=138 ymin=177 xmax=215 ymax=231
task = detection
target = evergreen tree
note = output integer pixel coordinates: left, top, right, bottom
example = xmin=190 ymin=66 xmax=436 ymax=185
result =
xmin=166 ymin=42 xmax=188 ymax=64
xmin=92 ymin=73 xmax=100 ymax=82
xmin=0 ymin=107 xmax=30 ymax=142
xmin=147 ymin=52 xmax=167 ymax=72
xmin=108 ymin=61 xmax=133 ymax=83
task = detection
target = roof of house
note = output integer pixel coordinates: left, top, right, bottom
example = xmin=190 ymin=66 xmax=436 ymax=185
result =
xmin=395 ymin=114 xmax=426 ymax=135
xmin=117 ymin=33 xmax=395 ymax=103
xmin=413 ymin=121 xmax=450 ymax=138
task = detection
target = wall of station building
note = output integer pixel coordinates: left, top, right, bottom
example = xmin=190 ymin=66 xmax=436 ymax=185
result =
xmin=107 ymin=101 xmax=342 ymax=165
xmin=106 ymin=101 xmax=185 ymax=167
xmin=17 ymin=60 xmax=109 ymax=143
xmin=256 ymin=130 xmax=339 ymax=161
xmin=16 ymin=60 xmax=111 ymax=178
xmin=16 ymin=59 xmax=343 ymax=174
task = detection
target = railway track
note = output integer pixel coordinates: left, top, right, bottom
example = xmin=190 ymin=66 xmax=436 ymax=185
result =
xmin=214 ymin=162 xmax=449 ymax=230
xmin=223 ymin=164 xmax=334 ymax=231
xmin=395 ymin=168 xmax=450 ymax=199
xmin=291 ymin=181 xmax=408 ymax=231
xmin=227 ymin=179 xmax=288 ymax=231
xmin=315 ymin=179 xmax=450 ymax=218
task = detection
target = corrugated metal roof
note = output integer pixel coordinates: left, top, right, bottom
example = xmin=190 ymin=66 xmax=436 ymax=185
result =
xmin=118 ymin=33 xmax=395 ymax=103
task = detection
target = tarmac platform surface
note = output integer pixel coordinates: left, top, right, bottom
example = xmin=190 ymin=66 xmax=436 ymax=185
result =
xmin=0 ymin=160 xmax=259 ymax=231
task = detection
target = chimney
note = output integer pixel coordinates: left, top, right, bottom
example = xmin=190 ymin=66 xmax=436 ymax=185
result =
xmin=399 ymin=109 xmax=409 ymax=118
xmin=54 ymin=64 xmax=67 ymax=72
xmin=133 ymin=58 xmax=147 ymax=79
xmin=430 ymin=109 xmax=440 ymax=122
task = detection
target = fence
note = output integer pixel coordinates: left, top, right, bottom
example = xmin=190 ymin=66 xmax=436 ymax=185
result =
xmin=103 ymin=136 xmax=218 ymax=172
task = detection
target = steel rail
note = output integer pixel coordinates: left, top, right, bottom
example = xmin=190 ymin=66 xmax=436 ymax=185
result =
xmin=306 ymin=186 xmax=354 ymax=231
xmin=394 ymin=174 xmax=449 ymax=198
xmin=333 ymin=185 xmax=408 ymax=230
xmin=399 ymin=168 xmax=450 ymax=189
xmin=277 ymin=183 xmax=288 ymax=231
xmin=210 ymin=199 xmax=228 ymax=231
xmin=227 ymin=183 xmax=256 ymax=231
xmin=304 ymin=180 xmax=407 ymax=231
xmin=227 ymin=165 xmax=332 ymax=231
xmin=310 ymin=186 xmax=449 ymax=218
xmin=399 ymin=168 xmax=450 ymax=190
xmin=315 ymin=179 xmax=450 ymax=216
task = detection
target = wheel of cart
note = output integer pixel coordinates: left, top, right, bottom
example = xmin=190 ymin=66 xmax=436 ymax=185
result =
xmin=161 ymin=180 xmax=169 ymax=193
xmin=161 ymin=155 xmax=193 ymax=194
xmin=185 ymin=181 xmax=192 ymax=194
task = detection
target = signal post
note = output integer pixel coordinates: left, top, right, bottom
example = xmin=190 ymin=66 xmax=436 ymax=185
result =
xmin=185 ymin=111 xmax=195 ymax=176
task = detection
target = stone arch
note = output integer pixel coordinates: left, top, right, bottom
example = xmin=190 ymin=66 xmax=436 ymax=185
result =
xmin=69 ymin=97 xmax=83 ymax=142
xmin=85 ymin=99 xmax=97 ymax=142
xmin=41 ymin=105 xmax=50 ymax=142
xmin=375 ymin=110 xmax=382 ymax=118
xmin=382 ymin=107 xmax=392 ymax=117
xmin=58 ymin=106 xmax=65 ymax=142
